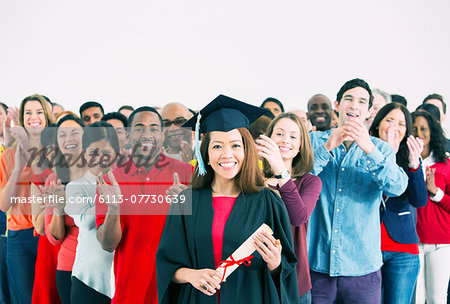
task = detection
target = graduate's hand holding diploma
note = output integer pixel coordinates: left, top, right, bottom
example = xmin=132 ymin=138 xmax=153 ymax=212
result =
xmin=253 ymin=229 xmax=282 ymax=272
xmin=172 ymin=267 xmax=221 ymax=296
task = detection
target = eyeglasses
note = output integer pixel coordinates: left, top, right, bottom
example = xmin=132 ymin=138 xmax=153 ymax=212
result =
xmin=162 ymin=118 xmax=187 ymax=128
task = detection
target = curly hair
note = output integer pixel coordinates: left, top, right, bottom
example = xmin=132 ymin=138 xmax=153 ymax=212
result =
xmin=412 ymin=111 xmax=447 ymax=163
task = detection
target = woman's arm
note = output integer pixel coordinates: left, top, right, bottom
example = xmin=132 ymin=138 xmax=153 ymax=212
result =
xmin=406 ymin=165 xmax=428 ymax=208
xmin=277 ymin=175 xmax=321 ymax=226
xmin=0 ymin=147 xmax=29 ymax=212
xmin=31 ymin=183 xmax=46 ymax=235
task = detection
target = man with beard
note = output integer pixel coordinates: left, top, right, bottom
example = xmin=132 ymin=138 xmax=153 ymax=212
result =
xmin=307 ymin=94 xmax=332 ymax=131
xmin=95 ymin=106 xmax=193 ymax=304
xmin=161 ymin=102 xmax=194 ymax=162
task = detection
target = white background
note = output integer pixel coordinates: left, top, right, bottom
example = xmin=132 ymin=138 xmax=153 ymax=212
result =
xmin=1 ymin=0 xmax=449 ymax=133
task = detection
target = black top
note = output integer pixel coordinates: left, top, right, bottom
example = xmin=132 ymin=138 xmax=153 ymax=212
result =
xmin=156 ymin=187 xmax=300 ymax=303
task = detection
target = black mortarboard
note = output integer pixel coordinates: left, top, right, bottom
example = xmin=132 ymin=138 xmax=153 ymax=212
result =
xmin=183 ymin=94 xmax=269 ymax=175
xmin=183 ymin=94 xmax=270 ymax=133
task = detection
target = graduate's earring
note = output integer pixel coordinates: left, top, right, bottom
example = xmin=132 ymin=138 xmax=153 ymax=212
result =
xmin=207 ymin=161 xmax=210 ymax=165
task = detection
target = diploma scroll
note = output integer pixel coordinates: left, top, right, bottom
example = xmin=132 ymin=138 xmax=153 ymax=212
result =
xmin=215 ymin=223 xmax=274 ymax=284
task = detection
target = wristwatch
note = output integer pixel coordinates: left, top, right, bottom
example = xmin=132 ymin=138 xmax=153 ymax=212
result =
xmin=274 ymin=170 xmax=290 ymax=179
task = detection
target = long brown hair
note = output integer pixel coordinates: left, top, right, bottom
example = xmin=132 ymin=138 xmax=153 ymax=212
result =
xmin=191 ymin=127 xmax=265 ymax=193
xmin=263 ymin=112 xmax=314 ymax=178
xmin=19 ymin=94 xmax=54 ymax=128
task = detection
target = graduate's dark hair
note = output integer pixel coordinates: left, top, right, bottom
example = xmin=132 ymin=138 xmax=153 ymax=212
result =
xmin=191 ymin=127 xmax=265 ymax=193
xmin=82 ymin=121 xmax=120 ymax=155
xmin=127 ymin=106 xmax=163 ymax=129
xmin=412 ymin=111 xmax=447 ymax=163
xmin=249 ymin=116 xmax=272 ymax=141
xmin=260 ymin=97 xmax=284 ymax=113
xmin=55 ymin=115 xmax=86 ymax=185
xmin=369 ymin=103 xmax=412 ymax=174
xmin=263 ymin=112 xmax=314 ymax=179
xmin=336 ymin=78 xmax=373 ymax=108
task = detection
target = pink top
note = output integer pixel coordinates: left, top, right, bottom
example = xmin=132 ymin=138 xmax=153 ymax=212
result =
xmin=44 ymin=171 xmax=78 ymax=272
xmin=45 ymin=213 xmax=78 ymax=272
xmin=212 ymin=196 xmax=236 ymax=268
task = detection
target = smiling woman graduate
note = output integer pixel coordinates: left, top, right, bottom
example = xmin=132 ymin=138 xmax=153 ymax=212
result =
xmin=156 ymin=95 xmax=299 ymax=304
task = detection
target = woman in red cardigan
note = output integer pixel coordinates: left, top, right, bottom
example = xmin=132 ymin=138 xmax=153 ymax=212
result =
xmin=412 ymin=110 xmax=450 ymax=304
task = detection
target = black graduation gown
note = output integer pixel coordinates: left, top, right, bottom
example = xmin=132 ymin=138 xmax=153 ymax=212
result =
xmin=156 ymin=187 xmax=300 ymax=304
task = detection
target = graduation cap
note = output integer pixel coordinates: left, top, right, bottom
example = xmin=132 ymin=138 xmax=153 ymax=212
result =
xmin=183 ymin=94 xmax=270 ymax=175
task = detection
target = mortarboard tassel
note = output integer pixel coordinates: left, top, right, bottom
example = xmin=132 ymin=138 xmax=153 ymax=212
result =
xmin=194 ymin=113 xmax=207 ymax=176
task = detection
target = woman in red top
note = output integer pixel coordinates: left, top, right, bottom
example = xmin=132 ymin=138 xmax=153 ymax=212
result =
xmin=0 ymin=94 xmax=53 ymax=304
xmin=412 ymin=110 xmax=450 ymax=304
xmin=42 ymin=115 xmax=87 ymax=304
xmin=257 ymin=112 xmax=321 ymax=304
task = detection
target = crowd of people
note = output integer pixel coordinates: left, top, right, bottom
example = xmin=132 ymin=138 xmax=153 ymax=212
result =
xmin=0 ymin=78 xmax=448 ymax=304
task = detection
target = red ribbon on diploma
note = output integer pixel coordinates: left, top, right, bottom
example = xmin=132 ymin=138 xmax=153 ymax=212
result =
xmin=218 ymin=254 xmax=254 ymax=285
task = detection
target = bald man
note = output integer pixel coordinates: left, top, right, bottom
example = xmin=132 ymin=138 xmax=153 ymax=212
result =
xmin=160 ymin=102 xmax=194 ymax=162
xmin=307 ymin=94 xmax=332 ymax=131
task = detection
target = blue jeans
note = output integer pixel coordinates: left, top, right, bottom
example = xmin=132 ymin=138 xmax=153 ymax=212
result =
xmin=6 ymin=228 xmax=39 ymax=304
xmin=381 ymin=251 xmax=420 ymax=304
xmin=0 ymin=234 xmax=12 ymax=304
xmin=299 ymin=290 xmax=311 ymax=304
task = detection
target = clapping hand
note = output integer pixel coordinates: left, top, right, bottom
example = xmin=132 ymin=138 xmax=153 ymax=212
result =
xmin=39 ymin=179 xmax=66 ymax=215
xmin=255 ymin=135 xmax=286 ymax=174
xmin=425 ymin=166 xmax=438 ymax=195
xmin=406 ymin=136 xmax=423 ymax=168
xmin=97 ymin=171 xmax=121 ymax=211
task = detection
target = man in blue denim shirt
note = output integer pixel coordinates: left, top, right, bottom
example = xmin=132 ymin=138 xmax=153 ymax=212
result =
xmin=307 ymin=79 xmax=408 ymax=303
